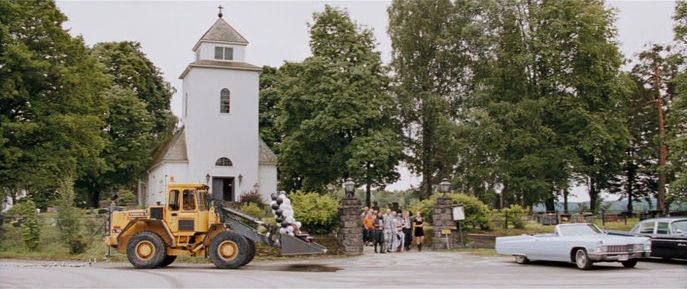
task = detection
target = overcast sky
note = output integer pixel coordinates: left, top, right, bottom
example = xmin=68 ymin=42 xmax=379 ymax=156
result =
xmin=56 ymin=0 xmax=679 ymax=201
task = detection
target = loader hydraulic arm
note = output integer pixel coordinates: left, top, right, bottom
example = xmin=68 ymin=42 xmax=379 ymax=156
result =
xmin=211 ymin=199 xmax=327 ymax=255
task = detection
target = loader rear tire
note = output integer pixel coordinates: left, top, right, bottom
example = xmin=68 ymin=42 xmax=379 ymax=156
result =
xmin=240 ymin=238 xmax=256 ymax=266
xmin=127 ymin=231 xmax=166 ymax=269
xmin=158 ymin=255 xmax=176 ymax=268
xmin=209 ymin=231 xmax=249 ymax=269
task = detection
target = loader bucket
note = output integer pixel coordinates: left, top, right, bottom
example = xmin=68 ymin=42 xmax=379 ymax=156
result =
xmin=280 ymin=234 xmax=328 ymax=255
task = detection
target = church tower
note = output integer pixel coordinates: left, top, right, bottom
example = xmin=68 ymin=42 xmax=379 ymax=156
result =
xmin=143 ymin=9 xmax=277 ymax=206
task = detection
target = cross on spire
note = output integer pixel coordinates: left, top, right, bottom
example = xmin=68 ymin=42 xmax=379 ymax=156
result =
xmin=218 ymin=5 xmax=224 ymax=18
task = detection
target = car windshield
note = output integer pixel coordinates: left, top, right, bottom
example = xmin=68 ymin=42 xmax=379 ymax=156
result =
xmin=671 ymin=220 xmax=687 ymax=234
xmin=558 ymin=224 xmax=602 ymax=236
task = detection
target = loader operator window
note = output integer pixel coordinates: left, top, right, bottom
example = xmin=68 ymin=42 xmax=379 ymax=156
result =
xmin=182 ymin=190 xmax=196 ymax=211
xmin=168 ymin=190 xmax=180 ymax=211
xmin=197 ymin=191 xmax=207 ymax=210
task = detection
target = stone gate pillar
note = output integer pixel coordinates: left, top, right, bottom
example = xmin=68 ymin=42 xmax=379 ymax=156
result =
xmin=432 ymin=195 xmax=457 ymax=250
xmin=340 ymin=197 xmax=363 ymax=255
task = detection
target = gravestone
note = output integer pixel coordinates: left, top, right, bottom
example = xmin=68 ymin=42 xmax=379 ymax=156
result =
xmin=339 ymin=197 xmax=363 ymax=255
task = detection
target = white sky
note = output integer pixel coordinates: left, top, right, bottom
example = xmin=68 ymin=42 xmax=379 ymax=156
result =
xmin=56 ymin=0 xmax=678 ymax=201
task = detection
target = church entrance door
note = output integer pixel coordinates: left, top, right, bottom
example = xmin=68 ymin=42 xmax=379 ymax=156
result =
xmin=212 ymin=177 xmax=235 ymax=202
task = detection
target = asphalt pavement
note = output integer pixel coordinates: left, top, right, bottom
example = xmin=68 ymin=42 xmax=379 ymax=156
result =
xmin=1 ymin=248 xmax=685 ymax=289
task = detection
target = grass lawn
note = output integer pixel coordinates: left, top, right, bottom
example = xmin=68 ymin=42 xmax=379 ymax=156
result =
xmin=449 ymin=247 xmax=499 ymax=257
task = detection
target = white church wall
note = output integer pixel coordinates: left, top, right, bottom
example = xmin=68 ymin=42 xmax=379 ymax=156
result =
xmin=258 ymin=165 xmax=278 ymax=197
xmin=146 ymin=162 xmax=190 ymax=206
xmin=196 ymin=42 xmax=246 ymax=62
xmin=182 ymin=67 xmax=259 ymax=201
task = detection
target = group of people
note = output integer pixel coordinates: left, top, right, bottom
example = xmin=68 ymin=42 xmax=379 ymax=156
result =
xmin=362 ymin=207 xmax=425 ymax=254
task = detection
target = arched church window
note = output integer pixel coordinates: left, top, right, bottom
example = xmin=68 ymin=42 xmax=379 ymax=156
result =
xmin=220 ymin=88 xmax=230 ymax=113
xmin=215 ymin=157 xmax=233 ymax=166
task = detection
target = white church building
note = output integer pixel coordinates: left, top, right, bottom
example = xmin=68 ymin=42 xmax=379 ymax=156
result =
xmin=140 ymin=12 xmax=278 ymax=206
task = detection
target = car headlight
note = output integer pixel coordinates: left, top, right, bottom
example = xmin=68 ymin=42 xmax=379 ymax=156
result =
xmin=644 ymin=241 xmax=651 ymax=251
xmin=594 ymin=241 xmax=604 ymax=253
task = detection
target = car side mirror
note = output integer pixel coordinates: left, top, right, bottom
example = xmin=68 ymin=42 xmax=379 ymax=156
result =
xmin=675 ymin=229 xmax=684 ymax=235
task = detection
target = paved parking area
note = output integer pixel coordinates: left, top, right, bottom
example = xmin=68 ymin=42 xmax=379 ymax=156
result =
xmin=1 ymin=250 xmax=685 ymax=288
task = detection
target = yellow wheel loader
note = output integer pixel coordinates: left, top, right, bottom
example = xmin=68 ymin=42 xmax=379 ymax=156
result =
xmin=104 ymin=183 xmax=326 ymax=269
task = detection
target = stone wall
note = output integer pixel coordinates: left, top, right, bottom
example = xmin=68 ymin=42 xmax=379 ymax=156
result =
xmin=339 ymin=197 xmax=363 ymax=255
xmin=431 ymin=195 xmax=462 ymax=250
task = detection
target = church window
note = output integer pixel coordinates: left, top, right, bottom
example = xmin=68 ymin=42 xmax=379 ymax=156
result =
xmin=214 ymin=46 xmax=223 ymax=59
xmin=215 ymin=157 xmax=233 ymax=166
xmin=220 ymin=88 xmax=231 ymax=113
xmin=214 ymin=46 xmax=234 ymax=61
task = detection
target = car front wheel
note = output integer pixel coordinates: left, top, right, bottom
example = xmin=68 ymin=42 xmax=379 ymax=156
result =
xmin=574 ymin=249 xmax=593 ymax=270
xmin=514 ymin=255 xmax=529 ymax=264
xmin=621 ymin=260 xmax=637 ymax=268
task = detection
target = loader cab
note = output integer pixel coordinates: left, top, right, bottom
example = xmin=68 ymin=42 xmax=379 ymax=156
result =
xmin=165 ymin=184 xmax=211 ymax=235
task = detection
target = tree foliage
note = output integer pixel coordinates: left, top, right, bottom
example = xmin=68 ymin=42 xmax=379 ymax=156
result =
xmin=0 ymin=1 xmax=108 ymax=204
xmin=389 ymin=0 xmax=627 ymax=211
xmin=388 ymin=0 xmax=481 ymax=198
xmin=668 ymin=0 xmax=687 ymax=200
xmin=277 ymin=6 xmax=402 ymax=198
xmin=259 ymin=66 xmax=282 ymax=153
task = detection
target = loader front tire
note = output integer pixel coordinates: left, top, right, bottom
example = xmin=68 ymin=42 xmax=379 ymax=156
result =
xmin=158 ymin=255 xmax=177 ymax=268
xmin=240 ymin=238 xmax=257 ymax=266
xmin=209 ymin=231 xmax=250 ymax=269
xmin=127 ymin=232 xmax=166 ymax=269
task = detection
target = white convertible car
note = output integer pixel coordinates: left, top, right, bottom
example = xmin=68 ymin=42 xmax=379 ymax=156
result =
xmin=495 ymin=223 xmax=651 ymax=270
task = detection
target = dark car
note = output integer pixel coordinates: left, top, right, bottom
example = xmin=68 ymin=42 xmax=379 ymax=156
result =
xmin=630 ymin=217 xmax=687 ymax=260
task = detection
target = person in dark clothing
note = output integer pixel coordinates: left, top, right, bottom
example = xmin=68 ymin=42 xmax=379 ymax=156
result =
xmin=402 ymin=211 xmax=412 ymax=251
xmin=413 ymin=211 xmax=425 ymax=251
xmin=373 ymin=211 xmax=386 ymax=253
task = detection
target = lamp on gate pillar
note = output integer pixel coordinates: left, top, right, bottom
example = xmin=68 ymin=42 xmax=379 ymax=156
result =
xmin=344 ymin=178 xmax=355 ymax=198
xmin=206 ymin=173 xmax=211 ymax=185
xmin=495 ymin=183 xmax=504 ymax=211
xmin=439 ymin=178 xmax=451 ymax=197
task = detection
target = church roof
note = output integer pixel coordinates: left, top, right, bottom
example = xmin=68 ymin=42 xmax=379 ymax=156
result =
xmin=179 ymin=60 xmax=262 ymax=79
xmin=150 ymin=127 xmax=188 ymax=169
xmin=148 ymin=127 xmax=277 ymax=169
xmin=193 ymin=18 xmax=248 ymax=51
xmin=258 ymin=138 xmax=278 ymax=165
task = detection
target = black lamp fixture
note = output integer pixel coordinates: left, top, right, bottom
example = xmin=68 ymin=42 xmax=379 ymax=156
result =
xmin=206 ymin=173 xmax=210 ymax=185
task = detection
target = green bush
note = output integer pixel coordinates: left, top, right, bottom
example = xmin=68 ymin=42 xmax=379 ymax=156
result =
xmin=240 ymin=202 xmax=266 ymax=218
xmin=408 ymin=193 xmax=492 ymax=230
xmin=56 ymin=179 xmax=85 ymax=254
xmin=503 ymin=204 xmax=529 ymax=229
xmin=118 ymin=190 xmax=137 ymax=206
xmin=408 ymin=198 xmax=434 ymax=222
xmin=9 ymin=200 xmax=41 ymax=250
xmin=290 ymin=192 xmax=340 ymax=234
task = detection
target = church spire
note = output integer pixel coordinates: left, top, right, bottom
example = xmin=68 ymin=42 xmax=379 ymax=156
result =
xmin=217 ymin=5 xmax=224 ymax=18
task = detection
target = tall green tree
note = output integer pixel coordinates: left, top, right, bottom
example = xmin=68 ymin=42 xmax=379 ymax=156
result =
xmin=388 ymin=0 xmax=482 ymax=199
xmin=0 ymin=0 xmax=108 ymax=205
xmin=74 ymin=41 xmax=175 ymax=207
xmin=259 ymin=66 xmax=282 ymax=153
xmin=90 ymin=41 xmax=176 ymax=140
xmin=277 ymin=6 xmax=402 ymax=205
xmin=618 ymin=73 xmax=659 ymax=213
xmin=668 ymin=0 xmax=687 ymax=201
xmin=76 ymin=86 xmax=155 ymax=207
xmin=631 ymin=44 xmax=682 ymax=214
xmin=389 ymin=0 xmax=627 ymax=210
